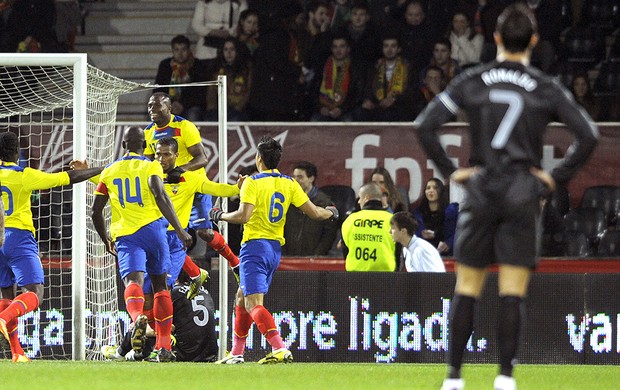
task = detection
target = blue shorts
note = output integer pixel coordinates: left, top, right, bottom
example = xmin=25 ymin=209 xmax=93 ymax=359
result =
xmin=0 ymin=228 xmax=43 ymax=288
xmin=189 ymin=193 xmax=213 ymax=230
xmin=239 ymin=239 xmax=281 ymax=296
xmin=115 ymin=218 xmax=170 ymax=279
xmin=143 ymin=231 xmax=186 ymax=294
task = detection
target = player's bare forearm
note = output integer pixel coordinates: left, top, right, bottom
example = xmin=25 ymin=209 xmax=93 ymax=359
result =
xmin=222 ymin=203 xmax=253 ymax=224
xmin=67 ymin=166 xmax=104 ymax=184
xmin=299 ymin=201 xmax=334 ymax=221
xmin=179 ymin=143 xmax=208 ymax=172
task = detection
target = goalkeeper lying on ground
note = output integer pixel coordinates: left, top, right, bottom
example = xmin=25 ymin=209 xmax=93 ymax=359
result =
xmin=102 ymin=270 xmax=217 ymax=362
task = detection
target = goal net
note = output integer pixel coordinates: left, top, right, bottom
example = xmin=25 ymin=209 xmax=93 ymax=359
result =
xmin=0 ymin=54 xmax=139 ymax=360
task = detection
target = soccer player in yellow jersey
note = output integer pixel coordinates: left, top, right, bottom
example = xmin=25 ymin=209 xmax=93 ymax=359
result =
xmin=141 ymin=137 xmax=241 ymax=312
xmin=91 ymin=127 xmax=192 ymax=363
xmin=210 ymin=136 xmax=338 ymax=364
xmin=0 ymin=131 xmax=103 ymax=363
xmin=144 ymin=93 xmax=241 ymax=286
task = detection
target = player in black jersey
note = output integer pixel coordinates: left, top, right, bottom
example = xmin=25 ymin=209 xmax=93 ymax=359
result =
xmin=414 ymin=4 xmax=598 ymax=390
xmin=102 ymin=270 xmax=218 ymax=362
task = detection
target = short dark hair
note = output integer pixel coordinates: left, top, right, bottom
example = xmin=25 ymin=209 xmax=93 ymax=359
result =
xmin=351 ymin=0 xmax=369 ymax=13
xmin=0 ymin=131 xmax=19 ymax=163
xmin=434 ymin=37 xmax=451 ymax=52
xmin=157 ymin=137 xmax=179 ymax=153
xmin=257 ymin=136 xmax=282 ymax=169
xmin=294 ymin=161 xmax=317 ymax=180
xmin=171 ymin=35 xmax=191 ymax=47
xmin=307 ymin=0 xmax=328 ymax=15
xmin=496 ymin=3 xmax=537 ymax=53
xmin=391 ymin=211 xmax=418 ymax=236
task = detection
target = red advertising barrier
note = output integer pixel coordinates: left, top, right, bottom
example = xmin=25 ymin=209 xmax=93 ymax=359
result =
xmin=190 ymin=123 xmax=620 ymax=209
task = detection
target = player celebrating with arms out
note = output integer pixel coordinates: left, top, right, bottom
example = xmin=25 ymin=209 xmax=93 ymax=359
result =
xmin=145 ymin=92 xmax=240 ymax=290
xmin=91 ymin=127 xmax=193 ymax=363
xmin=210 ymin=136 xmax=338 ymax=364
xmin=0 ymin=131 xmax=103 ymax=362
xmin=414 ymin=4 xmax=598 ymax=390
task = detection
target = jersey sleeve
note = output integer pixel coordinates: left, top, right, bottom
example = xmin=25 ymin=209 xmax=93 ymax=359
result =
xmin=239 ymin=178 xmax=257 ymax=205
xmin=94 ymin=182 xmax=108 ymax=196
xmin=548 ymin=82 xmax=599 ymax=184
xmin=144 ymin=128 xmax=155 ymax=156
xmin=182 ymin=121 xmax=202 ymax=148
xmin=291 ymin=180 xmax=310 ymax=207
xmin=22 ymin=168 xmax=70 ymax=191
xmin=198 ymin=176 xmax=240 ymax=197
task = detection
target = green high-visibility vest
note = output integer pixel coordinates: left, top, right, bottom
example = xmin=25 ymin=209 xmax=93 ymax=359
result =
xmin=341 ymin=209 xmax=396 ymax=272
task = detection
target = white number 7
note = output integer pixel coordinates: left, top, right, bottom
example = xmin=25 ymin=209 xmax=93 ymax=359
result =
xmin=489 ymin=89 xmax=524 ymax=149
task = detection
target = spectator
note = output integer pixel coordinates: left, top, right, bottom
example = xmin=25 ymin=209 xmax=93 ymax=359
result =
xmin=370 ymin=166 xmax=406 ymax=213
xmin=570 ymin=73 xmax=600 ymax=121
xmin=54 ymin=0 xmax=81 ymax=52
xmin=341 ymin=182 xmax=397 ymax=271
xmin=334 ymin=0 xmax=382 ymax=72
xmin=329 ymin=0 xmax=352 ymax=30
xmin=311 ymin=35 xmax=365 ymax=121
xmin=390 ymin=211 xmax=446 ymax=272
xmin=283 ymin=161 xmax=338 ymax=256
xmin=421 ymin=38 xmax=462 ymax=86
xmin=398 ymin=0 xmax=442 ymax=76
xmin=413 ymin=65 xmax=446 ymax=115
xmin=154 ymin=35 xmax=209 ymax=122
xmin=4 ymin=0 xmax=60 ymax=53
xmin=235 ymin=8 xmax=260 ymax=57
xmin=205 ymin=37 xmax=253 ymax=121
xmin=192 ymin=0 xmax=247 ymax=61
xmin=413 ymin=178 xmax=458 ymax=256
xmin=248 ymin=2 xmax=305 ymax=121
xmin=359 ymin=35 xmax=414 ymax=121
xmin=448 ymin=11 xmax=483 ymax=68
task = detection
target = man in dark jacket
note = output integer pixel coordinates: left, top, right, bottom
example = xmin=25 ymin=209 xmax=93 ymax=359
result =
xmin=283 ymin=161 xmax=338 ymax=256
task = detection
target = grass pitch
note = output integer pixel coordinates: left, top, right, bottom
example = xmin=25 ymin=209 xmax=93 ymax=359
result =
xmin=0 ymin=361 xmax=618 ymax=389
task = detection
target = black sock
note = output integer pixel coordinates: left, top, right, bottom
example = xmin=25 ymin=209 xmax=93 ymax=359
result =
xmin=447 ymin=294 xmax=476 ymax=379
xmin=498 ymin=295 xmax=524 ymax=377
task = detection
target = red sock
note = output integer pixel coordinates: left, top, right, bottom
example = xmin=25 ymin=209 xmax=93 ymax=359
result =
xmin=143 ymin=308 xmax=154 ymax=326
xmin=123 ymin=283 xmax=144 ymax=323
xmin=0 ymin=299 xmax=23 ymax=355
xmin=153 ymin=290 xmax=173 ymax=351
xmin=0 ymin=291 xmax=39 ymax=324
xmin=250 ymin=305 xmax=285 ymax=350
xmin=182 ymin=255 xmax=200 ymax=279
xmin=208 ymin=231 xmax=239 ymax=268
xmin=231 ymin=305 xmax=254 ymax=356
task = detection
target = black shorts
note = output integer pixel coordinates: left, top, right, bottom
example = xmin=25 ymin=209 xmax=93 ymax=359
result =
xmin=454 ymin=169 xmax=543 ymax=269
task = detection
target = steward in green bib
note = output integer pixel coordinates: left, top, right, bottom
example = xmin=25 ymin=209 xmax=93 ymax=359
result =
xmin=341 ymin=183 xmax=397 ymax=271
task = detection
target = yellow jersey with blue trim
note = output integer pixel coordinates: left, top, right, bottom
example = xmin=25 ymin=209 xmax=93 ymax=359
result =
xmin=94 ymin=153 xmax=165 ymax=240
xmin=144 ymin=115 xmax=205 ymax=175
xmin=164 ymin=169 xmax=239 ymax=231
xmin=0 ymin=161 xmax=70 ymax=234
xmin=240 ymin=169 xmax=309 ymax=245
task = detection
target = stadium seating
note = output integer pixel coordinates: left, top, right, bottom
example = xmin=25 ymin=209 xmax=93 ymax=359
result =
xmin=593 ymin=60 xmax=620 ymax=97
xmin=561 ymin=26 xmax=606 ymax=69
xmin=563 ymin=207 xmax=607 ymax=253
xmin=563 ymin=230 xmax=590 ymax=257
xmin=580 ymin=0 xmax=620 ymax=35
xmin=597 ymin=230 xmax=620 ymax=257
xmin=580 ymin=185 xmax=620 ymax=226
xmin=550 ymin=185 xmax=571 ymax=216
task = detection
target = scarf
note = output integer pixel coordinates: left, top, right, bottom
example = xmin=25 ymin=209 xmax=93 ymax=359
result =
xmin=319 ymin=56 xmax=351 ymax=109
xmin=374 ymin=57 xmax=407 ymax=101
xmin=169 ymin=54 xmax=194 ymax=99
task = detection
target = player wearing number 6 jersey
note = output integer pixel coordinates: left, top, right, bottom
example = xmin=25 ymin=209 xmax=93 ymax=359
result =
xmin=210 ymin=136 xmax=338 ymax=364
xmin=414 ymin=4 xmax=598 ymax=390
xmin=0 ymin=131 xmax=103 ymax=363
xmin=91 ymin=126 xmax=192 ymax=363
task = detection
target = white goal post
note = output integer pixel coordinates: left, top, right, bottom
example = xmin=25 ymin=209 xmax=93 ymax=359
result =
xmin=0 ymin=54 xmax=230 ymax=361
xmin=0 ymin=53 xmax=139 ymax=360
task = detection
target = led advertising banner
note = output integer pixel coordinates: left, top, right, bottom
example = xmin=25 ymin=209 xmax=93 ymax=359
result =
xmin=11 ymin=271 xmax=619 ymax=363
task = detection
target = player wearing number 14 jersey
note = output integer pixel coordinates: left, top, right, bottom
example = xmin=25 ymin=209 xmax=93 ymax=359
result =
xmin=209 ymin=136 xmax=338 ymax=364
xmin=414 ymin=4 xmax=598 ymax=390
xmin=91 ymin=127 xmax=192 ymax=362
